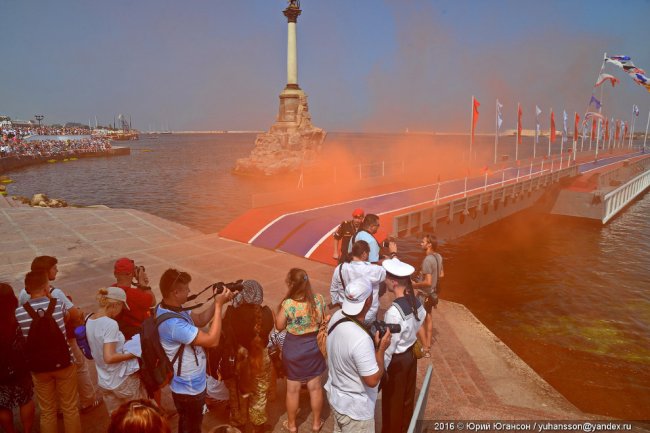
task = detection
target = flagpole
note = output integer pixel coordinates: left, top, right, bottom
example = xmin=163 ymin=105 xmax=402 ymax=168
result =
xmin=548 ymin=108 xmax=553 ymax=158
xmin=516 ymin=102 xmax=520 ymax=162
xmin=534 ymin=106 xmax=538 ymax=160
xmin=628 ymin=109 xmax=634 ymax=148
xmin=494 ymin=99 xmax=498 ymax=164
xmin=595 ymin=119 xmax=601 ymax=160
xmin=643 ymin=111 xmax=650 ymax=153
xmin=470 ymin=95 xmax=474 ymax=168
xmin=607 ymin=118 xmax=612 ymax=150
xmin=572 ymin=114 xmax=576 ymax=161
xmin=630 ymin=107 xmax=637 ymax=149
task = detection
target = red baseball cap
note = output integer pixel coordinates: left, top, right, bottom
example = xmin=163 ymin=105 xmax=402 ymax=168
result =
xmin=352 ymin=208 xmax=365 ymax=217
xmin=114 ymin=257 xmax=135 ymax=274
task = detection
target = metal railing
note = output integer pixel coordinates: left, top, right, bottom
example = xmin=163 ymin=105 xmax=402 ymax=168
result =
xmin=393 ymin=165 xmax=578 ymax=237
xmin=602 ymin=168 xmax=650 ymax=224
xmin=407 ymin=365 xmax=433 ymax=433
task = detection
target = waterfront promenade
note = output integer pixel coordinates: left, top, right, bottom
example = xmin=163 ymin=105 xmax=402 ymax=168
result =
xmin=0 ymin=198 xmax=603 ymax=432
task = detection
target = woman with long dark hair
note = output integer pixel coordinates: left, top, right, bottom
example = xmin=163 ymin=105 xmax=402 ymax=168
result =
xmin=0 ymin=283 xmax=35 ymax=433
xmin=275 ymin=269 xmax=326 ymax=433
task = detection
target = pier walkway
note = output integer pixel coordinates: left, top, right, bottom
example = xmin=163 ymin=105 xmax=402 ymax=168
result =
xmin=220 ymin=151 xmax=646 ymax=265
xmin=0 ymin=203 xmax=599 ymax=432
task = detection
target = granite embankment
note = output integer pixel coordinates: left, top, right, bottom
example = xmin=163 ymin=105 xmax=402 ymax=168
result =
xmin=0 ymin=201 xmax=603 ymax=432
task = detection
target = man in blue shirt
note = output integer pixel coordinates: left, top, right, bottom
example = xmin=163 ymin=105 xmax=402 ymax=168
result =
xmin=348 ymin=214 xmax=397 ymax=264
xmin=156 ymin=269 xmax=233 ymax=433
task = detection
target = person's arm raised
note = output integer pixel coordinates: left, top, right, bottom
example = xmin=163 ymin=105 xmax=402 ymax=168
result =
xmin=191 ymin=289 xmax=232 ymax=348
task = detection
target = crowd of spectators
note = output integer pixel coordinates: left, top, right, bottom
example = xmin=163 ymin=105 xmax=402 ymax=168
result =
xmin=1 ymin=125 xmax=92 ymax=139
xmin=1 ymin=129 xmax=112 ymax=159
xmin=1 ymin=212 xmax=439 ymax=433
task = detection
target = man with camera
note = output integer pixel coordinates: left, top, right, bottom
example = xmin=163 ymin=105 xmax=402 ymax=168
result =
xmin=112 ymin=257 xmax=156 ymax=340
xmin=324 ymin=278 xmax=392 ymax=433
xmin=157 ymin=268 xmax=234 ymax=433
xmin=380 ymin=258 xmax=426 ymax=433
xmin=330 ymin=240 xmax=386 ymax=325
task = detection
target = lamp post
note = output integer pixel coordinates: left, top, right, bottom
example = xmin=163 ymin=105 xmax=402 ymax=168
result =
xmin=35 ymin=115 xmax=44 ymax=129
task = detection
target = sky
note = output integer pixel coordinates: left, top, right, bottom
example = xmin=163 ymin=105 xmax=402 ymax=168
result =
xmin=1 ymin=0 xmax=649 ymax=133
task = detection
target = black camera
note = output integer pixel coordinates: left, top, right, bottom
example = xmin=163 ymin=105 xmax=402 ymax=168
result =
xmin=186 ymin=280 xmax=245 ymax=302
xmin=370 ymin=320 xmax=401 ymax=338
xmin=214 ymin=280 xmax=245 ymax=294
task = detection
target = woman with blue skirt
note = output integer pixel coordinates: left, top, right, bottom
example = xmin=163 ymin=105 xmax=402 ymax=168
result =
xmin=276 ymin=268 xmax=326 ymax=433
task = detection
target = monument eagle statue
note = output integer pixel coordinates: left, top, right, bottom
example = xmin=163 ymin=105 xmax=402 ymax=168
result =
xmin=288 ymin=0 xmax=300 ymax=8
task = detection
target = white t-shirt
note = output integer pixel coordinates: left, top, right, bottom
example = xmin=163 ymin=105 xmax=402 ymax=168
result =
xmin=86 ymin=316 xmax=140 ymax=390
xmin=383 ymin=298 xmax=426 ymax=368
xmin=330 ymin=261 xmax=386 ymax=323
xmin=324 ymin=310 xmax=379 ymax=421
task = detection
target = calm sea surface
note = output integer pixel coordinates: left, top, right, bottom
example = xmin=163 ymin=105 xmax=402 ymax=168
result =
xmin=5 ymin=133 xmax=649 ymax=418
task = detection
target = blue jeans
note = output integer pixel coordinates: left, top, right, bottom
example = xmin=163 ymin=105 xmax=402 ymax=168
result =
xmin=172 ymin=389 xmax=206 ymax=433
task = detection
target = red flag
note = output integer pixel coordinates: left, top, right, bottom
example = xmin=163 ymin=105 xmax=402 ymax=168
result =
xmin=591 ymin=118 xmax=597 ymax=139
xmin=550 ymin=110 xmax=556 ymax=143
xmin=517 ymin=103 xmax=523 ymax=145
xmin=623 ymin=122 xmax=628 ymax=139
xmin=604 ymin=118 xmax=609 ymax=140
xmin=471 ymin=97 xmax=480 ymax=142
xmin=574 ymin=112 xmax=580 ymax=141
xmin=615 ymin=120 xmax=620 ymax=141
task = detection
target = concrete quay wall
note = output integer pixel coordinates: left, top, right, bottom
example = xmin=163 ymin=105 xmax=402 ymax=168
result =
xmin=0 ymin=205 xmax=594 ymax=432
xmin=0 ymin=146 xmax=130 ymax=174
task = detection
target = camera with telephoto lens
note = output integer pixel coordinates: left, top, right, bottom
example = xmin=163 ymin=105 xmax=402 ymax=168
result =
xmin=213 ymin=280 xmax=245 ymax=294
xmin=370 ymin=320 xmax=401 ymax=338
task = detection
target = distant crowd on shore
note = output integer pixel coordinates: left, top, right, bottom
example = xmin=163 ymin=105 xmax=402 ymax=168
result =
xmin=1 ymin=128 xmax=111 ymax=159
xmin=0 ymin=209 xmax=443 ymax=433
xmin=1 ymin=125 xmax=91 ymax=139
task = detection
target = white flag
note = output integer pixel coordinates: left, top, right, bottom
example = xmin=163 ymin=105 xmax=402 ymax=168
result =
xmin=633 ymin=105 xmax=640 ymax=117
xmin=563 ymin=110 xmax=568 ymax=143
xmin=496 ymin=99 xmax=503 ymax=130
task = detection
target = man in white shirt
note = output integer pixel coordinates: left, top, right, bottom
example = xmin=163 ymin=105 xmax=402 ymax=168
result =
xmin=324 ymin=278 xmax=392 ymax=433
xmin=330 ymin=240 xmax=386 ymax=324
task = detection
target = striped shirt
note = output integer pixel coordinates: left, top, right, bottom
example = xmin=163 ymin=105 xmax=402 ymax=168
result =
xmin=15 ymin=296 xmax=72 ymax=361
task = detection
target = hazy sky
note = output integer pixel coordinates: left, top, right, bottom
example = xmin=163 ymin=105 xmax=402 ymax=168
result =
xmin=1 ymin=0 xmax=649 ymax=132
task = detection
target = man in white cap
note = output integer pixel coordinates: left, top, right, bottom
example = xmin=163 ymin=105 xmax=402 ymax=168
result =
xmin=380 ymin=258 xmax=426 ymax=433
xmin=324 ymin=278 xmax=392 ymax=433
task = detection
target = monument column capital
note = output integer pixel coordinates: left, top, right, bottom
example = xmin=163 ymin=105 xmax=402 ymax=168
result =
xmin=283 ymin=7 xmax=301 ymax=23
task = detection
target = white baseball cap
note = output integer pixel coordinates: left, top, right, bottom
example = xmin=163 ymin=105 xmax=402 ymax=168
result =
xmin=105 ymin=286 xmax=130 ymax=310
xmin=342 ymin=278 xmax=373 ymax=316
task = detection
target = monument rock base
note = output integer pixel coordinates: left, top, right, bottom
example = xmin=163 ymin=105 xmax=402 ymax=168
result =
xmin=234 ymin=89 xmax=326 ymax=176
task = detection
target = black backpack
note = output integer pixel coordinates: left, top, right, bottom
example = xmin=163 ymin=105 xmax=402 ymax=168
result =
xmin=139 ymin=310 xmax=193 ymax=396
xmin=23 ymin=299 xmax=71 ymax=373
xmin=0 ymin=327 xmax=29 ymax=383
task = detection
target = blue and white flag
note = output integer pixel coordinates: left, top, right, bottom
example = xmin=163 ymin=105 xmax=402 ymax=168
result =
xmin=563 ymin=110 xmax=568 ymax=144
xmin=589 ymin=95 xmax=602 ymax=110
xmin=633 ymin=105 xmax=640 ymax=116
xmin=496 ymin=99 xmax=503 ymax=130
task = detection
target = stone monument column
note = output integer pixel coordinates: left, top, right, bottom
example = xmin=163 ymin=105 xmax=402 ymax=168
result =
xmin=234 ymin=0 xmax=326 ymax=176
xmin=284 ymin=4 xmax=301 ymax=90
